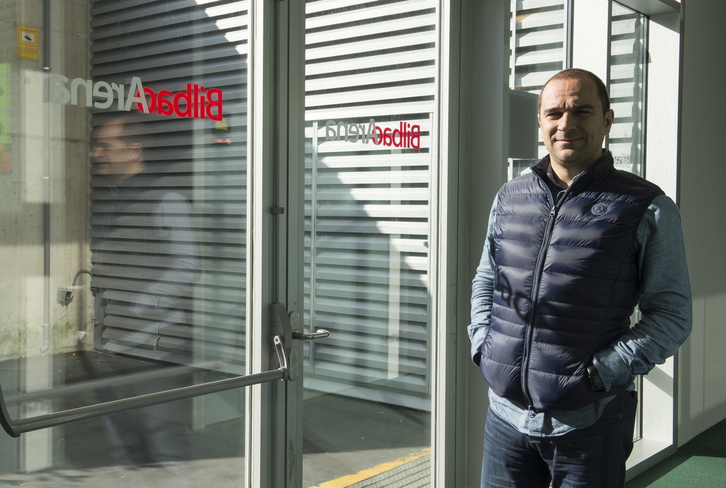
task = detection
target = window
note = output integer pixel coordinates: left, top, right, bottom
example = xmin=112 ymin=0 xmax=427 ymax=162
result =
xmin=507 ymin=0 xmax=683 ymax=477
xmin=609 ymin=2 xmax=647 ymax=175
xmin=508 ymin=0 xmax=647 ymax=177
xmin=304 ymin=0 xmax=437 ymax=411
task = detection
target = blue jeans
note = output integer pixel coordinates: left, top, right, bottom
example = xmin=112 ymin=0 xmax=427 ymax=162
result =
xmin=481 ymin=390 xmax=637 ymax=488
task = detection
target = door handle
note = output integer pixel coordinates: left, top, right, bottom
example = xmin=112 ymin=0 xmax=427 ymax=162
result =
xmin=271 ymin=302 xmax=330 ymax=381
xmin=292 ymin=329 xmax=330 ymax=341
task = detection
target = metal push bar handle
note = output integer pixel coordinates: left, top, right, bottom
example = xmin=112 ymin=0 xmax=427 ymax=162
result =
xmin=0 ymin=335 xmax=289 ymax=438
xmin=4 ymin=361 xmax=226 ymax=405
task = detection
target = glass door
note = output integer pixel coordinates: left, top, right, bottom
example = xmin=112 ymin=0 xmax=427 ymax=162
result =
xmin=299 ymin=1 xmax=438 ymax=486
xmin=0 ymin=1 xmax=286 ymax=486
xmin=0 ymin=1 xmax=442 ymax=486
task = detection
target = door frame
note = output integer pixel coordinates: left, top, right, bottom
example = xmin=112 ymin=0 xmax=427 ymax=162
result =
xmin=246 ymin=0 xmax=306 ymax=486
xmin=247 ymin=0 xmax=467 ymax=486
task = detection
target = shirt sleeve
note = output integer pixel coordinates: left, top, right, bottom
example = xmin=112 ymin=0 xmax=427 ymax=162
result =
xmin=468 ymin=199 xmax=498 ymax=365
xmin=593 ymin=194 xmax=692 ymax=391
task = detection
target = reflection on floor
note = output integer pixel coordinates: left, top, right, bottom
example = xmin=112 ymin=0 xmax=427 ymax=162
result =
xmin=0 ymin=352 xmax=431 ymax=487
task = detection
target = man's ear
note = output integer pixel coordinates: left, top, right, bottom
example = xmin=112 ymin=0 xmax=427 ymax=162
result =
xmin=128 ymin=142 xmax=143 ymax=161
xmin=604 ymin=109 xmax=615 ymax=133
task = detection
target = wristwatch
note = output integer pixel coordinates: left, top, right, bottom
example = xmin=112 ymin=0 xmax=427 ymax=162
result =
xmin=587 ymin=364 xmax=606 ymax=392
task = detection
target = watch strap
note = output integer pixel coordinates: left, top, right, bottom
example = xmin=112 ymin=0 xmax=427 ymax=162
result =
xmin=587 ymin=364 xmax=605 ymax=392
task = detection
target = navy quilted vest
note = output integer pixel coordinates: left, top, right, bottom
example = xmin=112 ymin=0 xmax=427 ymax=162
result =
xmin=478 ymin=152 xmax=663 ymax=412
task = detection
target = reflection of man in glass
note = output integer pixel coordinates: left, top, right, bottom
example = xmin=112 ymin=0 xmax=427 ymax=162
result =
xmin=90 ymin=115 xmax=198 ymax=473
xmin=91 ymin=116 xmax=198 ymax=353
xmin=91 ymin=118 xmax=146 ymax=180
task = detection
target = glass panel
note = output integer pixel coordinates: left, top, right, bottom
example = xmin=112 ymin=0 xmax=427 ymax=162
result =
xmin=302 ymin=1 xmax=435 ymax=486
xmin=508 ymin=0 xmax=648 ymax=179
xmin=608 ymin=5 xmax=648 ymax=443
xmin=508 ymin=0 xmax=567 ymax=179
xmin=608 ymin=4 xmax=648 ymax=445
xmin=609 ymin=2 xmax=647 ymax=176
xmin=0 ymin=1 xmax=250 ymax=485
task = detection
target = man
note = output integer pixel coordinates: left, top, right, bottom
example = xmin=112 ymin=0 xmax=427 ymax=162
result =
xmin=90 ymin=115 xmax=198 ymax=471
xmin=469 ymin=69 xmax=692 ymax=488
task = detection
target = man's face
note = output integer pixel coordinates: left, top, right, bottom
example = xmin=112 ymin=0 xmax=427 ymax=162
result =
xmin=538 ymin=77 xmax=614 ymax=171
xmin=90 ymin=121 xmax=141 ymax=179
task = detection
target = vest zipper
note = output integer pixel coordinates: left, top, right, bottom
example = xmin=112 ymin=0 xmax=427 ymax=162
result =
xmin=520 ymin=188 xmax=568 ymax=413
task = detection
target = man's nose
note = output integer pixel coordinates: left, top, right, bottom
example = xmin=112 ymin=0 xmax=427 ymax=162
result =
xmin=557 ymin=112 xmax=574 ymax=132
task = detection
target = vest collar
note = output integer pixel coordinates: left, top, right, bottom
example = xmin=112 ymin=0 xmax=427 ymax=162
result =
xmin=532 ymin=150 xmax=615 ymax=192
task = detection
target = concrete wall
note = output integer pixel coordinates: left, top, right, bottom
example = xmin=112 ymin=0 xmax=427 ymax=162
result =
xmin=677 ymin=0 xmax=726 ymax=445
xmin=0 ymin=0 xmax=93 ymax=361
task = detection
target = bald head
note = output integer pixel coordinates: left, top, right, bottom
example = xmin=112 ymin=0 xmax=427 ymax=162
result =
xmin=538 ymin=69 xmax=611 ymax=115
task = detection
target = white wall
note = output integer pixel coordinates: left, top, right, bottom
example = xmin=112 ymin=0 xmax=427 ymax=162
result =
xmin=458 ymin=0 xmax=509 ymax=485
xmin=677 ymin=0 xmax=726 ymax=445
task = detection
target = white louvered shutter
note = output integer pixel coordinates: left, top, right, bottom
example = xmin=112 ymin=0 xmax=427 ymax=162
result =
xmin=89 ymin=0 xmax=249 ymax=369
xmin=609 ymin=2 xmax=647 ymax=175
xmin=511 ymin=0 xmax=567 ymax=92
xmin=509 ymin=0 xmax=647 ymax=175
xmin=303 ymin=0 xmax=437 ymax=409
xmin=509 ymin=0 xmax=567 ymax=172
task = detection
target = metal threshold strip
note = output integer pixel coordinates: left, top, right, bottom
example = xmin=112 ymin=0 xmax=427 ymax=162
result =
xmin=0 ymin=335 xmax=289 ymax=438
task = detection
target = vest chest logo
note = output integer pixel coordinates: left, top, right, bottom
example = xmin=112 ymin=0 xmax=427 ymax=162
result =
xmin=591 ymin=203 xmax=608 ymax=216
